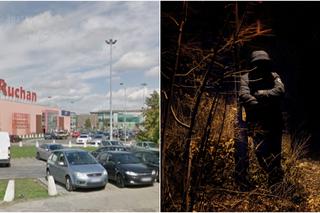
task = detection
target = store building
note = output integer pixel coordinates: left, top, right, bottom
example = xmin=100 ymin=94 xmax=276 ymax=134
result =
xmin=90 ymin=109 xmax=143 ymax=130
xmin=0 ymin=78 xmax=70 ymax=136
xmin=76 ymin=114 xmax=98 ymax=130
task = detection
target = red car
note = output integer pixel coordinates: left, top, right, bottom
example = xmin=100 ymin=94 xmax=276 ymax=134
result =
xmin=71 ymin=131 xmax=80 ymax=138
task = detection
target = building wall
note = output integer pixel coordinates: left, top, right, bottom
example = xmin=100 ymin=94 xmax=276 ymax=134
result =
xmin=0 ymin=99 xmax=65 ymax=135
xmin=90 ymin=110 xmax=143 ymax=130
xmin=63 ymin=116 xmax=71 ymax=132
xmin=76 ymin=114 xmax=98 ymax=129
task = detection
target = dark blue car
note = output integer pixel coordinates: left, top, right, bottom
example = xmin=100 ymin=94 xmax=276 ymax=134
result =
xmin=96 ymin=151 xmax=156 ymax=188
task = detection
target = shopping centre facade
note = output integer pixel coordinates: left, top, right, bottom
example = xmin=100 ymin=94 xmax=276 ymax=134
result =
xmin=0 ymin=79 xmax=70 ymax=136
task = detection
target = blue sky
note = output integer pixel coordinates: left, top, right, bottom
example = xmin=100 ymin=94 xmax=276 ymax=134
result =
xmin=0 ymin=1 xmax=159 ymax=113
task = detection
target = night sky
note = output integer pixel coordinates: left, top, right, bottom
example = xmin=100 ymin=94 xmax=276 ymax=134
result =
xmin=161 ymin=2 xmax=320 ymax=155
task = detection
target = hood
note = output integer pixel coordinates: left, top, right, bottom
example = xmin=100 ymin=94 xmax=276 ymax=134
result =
xmin=118 ymin=163 xmax=152 ymax=173
xmin=70 ymin=163 xmax=105 ymax=173
xmin=251 ymin=50 xmax=270 ymax=63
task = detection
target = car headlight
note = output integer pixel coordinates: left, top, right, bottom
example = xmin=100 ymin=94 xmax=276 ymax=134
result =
xmin=102 ymin=170 xmax=108 ymax=176
xmin=75 ymin=172 xmax=87 ymax=179
xmin=125 ymin=171 xmax=138 ymax=176
xmin=151 ymin=170 xmax=156 ymax=175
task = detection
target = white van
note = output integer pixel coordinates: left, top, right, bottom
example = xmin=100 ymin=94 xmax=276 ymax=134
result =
xmin=0 ymin=132 xmax=11 ymax=167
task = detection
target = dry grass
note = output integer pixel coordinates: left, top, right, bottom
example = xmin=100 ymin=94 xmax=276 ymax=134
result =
xmin=162 ymin=96 xmax=311 ymax=211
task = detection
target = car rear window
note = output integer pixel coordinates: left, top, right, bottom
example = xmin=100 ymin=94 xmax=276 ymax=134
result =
xmin=50 ymin=144 xmax=63 ymax=150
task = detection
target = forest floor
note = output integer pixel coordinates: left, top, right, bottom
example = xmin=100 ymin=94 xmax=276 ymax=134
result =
xmin=191 ymin=158 xmax=320 ymax=211
xmin=297 ymin=158 xmax=320 ymax=211
xmin=191 ymin=135 xmax=320 ymax=211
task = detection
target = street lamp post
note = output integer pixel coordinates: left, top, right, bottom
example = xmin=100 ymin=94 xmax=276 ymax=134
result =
xmin=105 ymin=38 xmax=117 ymax=140
xmin=141 ymin=83 xmax=147 ymax=110
xmin=120 ymin=83 xmax=127 ymax=144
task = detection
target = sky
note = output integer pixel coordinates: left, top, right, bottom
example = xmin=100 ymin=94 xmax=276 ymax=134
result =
xmin=0 ymin=1 xmax=159 ymax=114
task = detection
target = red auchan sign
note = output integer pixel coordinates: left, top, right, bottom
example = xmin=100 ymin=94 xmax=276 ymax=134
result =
xmin=0 ymin=79 xmax=37 ymax=102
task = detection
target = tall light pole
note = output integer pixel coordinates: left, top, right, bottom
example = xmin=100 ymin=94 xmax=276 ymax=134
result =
xmin=120 ymin=83 xmax=127 ymax=144
xmin=141 ymin=83 xmax=147 ymax=110
xmin=105 ymin=38 xmax=117 ymax=140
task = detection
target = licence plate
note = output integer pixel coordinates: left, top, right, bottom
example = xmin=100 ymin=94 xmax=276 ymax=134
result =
xmin=141 ymin=177 xmax=152 ymax=182
xmin=91 ymin=178 xmax=101 ymax=183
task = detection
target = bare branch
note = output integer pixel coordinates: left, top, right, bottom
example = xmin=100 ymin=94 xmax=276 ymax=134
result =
xmin=212 ymin=188 xmax=281 ymax=199
xmin=175 ymin=53 xmax=214 ymax=77
xmin=171 ymin=106 xmax=190 ymax=129
xmin=162 ymin=90 xmax=169 ymax=100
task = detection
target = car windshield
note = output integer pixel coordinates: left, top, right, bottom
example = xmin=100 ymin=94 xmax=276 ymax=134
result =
xmin=147 ymin=143 xmax=157 ymax=148
xmin=66 ymin=151 xmax=97 ymax=165
xmin=80 ymin=135 xmax=88 ymax=138
xmin=111 ymin=141 xmax=120 ymax=145
xmin=49 ymin=145 xmax=63 ymax=150
xmin=114 ymin=153 xmax=141 ymax=164
xmin=101 ymin=141 xmax=110 ymax=146
xmin=145 ymin=153 xmax=159 ymax=164
xmin=94 ymin=135 xmax=103 ymax=139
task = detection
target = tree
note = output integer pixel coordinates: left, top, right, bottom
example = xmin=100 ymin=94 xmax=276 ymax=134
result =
xmin=161 ymin=2 xmax=275 ymax=211
xmin=84 ymin=118 xmax=92 ymax=130
xmin=137 ymin=91 xmax=159 ymax=143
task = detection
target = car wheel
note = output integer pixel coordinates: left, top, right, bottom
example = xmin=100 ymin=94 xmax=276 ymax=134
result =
xmin=36 ymin=152 xmax=40 ymax=160
xmin=116 ymin=174 xmax=125 ymax=188
xmin=99 ymin=184 xmax=106 ymax=190
xmin=65 ymin=176 xmax=74 ymax=191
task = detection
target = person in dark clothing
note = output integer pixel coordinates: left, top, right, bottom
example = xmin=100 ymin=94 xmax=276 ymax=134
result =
xmin=236 ymin=50 xmax=285 ymax=190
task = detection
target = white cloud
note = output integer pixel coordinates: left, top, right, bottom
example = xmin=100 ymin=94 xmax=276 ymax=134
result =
xmin=145 ymin=66 xmax=159 ymax=78
xmin=0 ymin=2 xmax=159 ymax=113
xmin=114 ymin=51 xmax=156 ymax=71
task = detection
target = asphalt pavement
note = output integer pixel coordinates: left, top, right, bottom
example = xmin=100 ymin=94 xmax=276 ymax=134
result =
xmin=0 ymin=147 xmax=160 ymax=211
xmin=0 ymin=182 xmax=160 ymax=211
xmin=0 ymin=158 xmax=46 ymax=180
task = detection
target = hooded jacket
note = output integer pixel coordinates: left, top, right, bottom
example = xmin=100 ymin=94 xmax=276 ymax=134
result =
xmin=239 ymin=71 xmax=285 ymax=128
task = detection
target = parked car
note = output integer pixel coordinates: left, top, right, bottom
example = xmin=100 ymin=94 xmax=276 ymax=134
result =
xmin=44 ymin=132 xmax=56 ymax=140
xmin=9 ymin=134 xmax=22 ymax=143
xmin=71 ymin=131 xmax=80 ymax=138
xmin=134 ymin=141 xmax=159 ymax=151
xmin=76 ymin=134 xmax=91 ymax=144
xmin=101 ymin=140 xmax=123 ymax=147
xmin=90 ymin=134 xmax=105 ymax=145
xmin=0 ymin=132 xmax=11 ymax=167
xmin=133 ymin=150 xmax=159 ymax=182
xmin=55 ymin=130 xmax=69 ymax=140
xmin=36 ymin=143 xmax=64 ymax=160
xmin=46 ymin=149 xmax=108 ymax=191
xmin=96 ymin=151 xmax=156 ymax=188
xmin=91 ymin=146 xmax=128 ymax=158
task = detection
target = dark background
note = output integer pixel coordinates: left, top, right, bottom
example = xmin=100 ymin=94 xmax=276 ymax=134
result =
xmin=161 ymin=2 xmax=320 ymax=156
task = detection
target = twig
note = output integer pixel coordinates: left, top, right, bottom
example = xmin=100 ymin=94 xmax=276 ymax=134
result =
xmin=175 ymin=53 xmax=214 ymax=77
xmin=170 ymin=106 xmax=190 ymax=129
xmin=212 ymin=187 xmax=281 ymax=198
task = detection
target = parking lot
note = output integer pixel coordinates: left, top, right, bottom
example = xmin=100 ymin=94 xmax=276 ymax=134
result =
xmin=0 ymin=139 xmax=160 ymax=211
xmin=0 ymin=158 xmax=45 ymax=179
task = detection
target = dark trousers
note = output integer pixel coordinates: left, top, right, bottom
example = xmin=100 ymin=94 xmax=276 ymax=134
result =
xmin=253 ymin=127 xmax=283 ymax=184
xmin=235 ymin=122 xmax=283 ymax=187
xmin=234 ymin=117 xmax=250 ymax=187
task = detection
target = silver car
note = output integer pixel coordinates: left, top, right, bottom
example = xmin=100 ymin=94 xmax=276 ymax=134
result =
xmin=36 ymin=143 xmax=64 ymax=160
xmin=46 ymin=149 xmax=108 ymax=191
xmin=134 ymin=141 xmax=159 ymax=151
